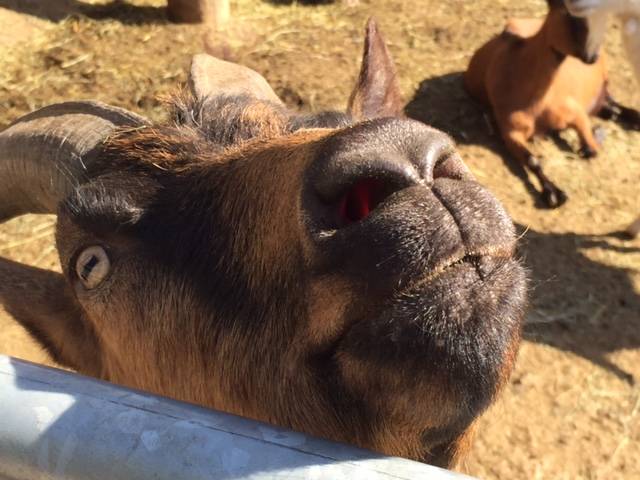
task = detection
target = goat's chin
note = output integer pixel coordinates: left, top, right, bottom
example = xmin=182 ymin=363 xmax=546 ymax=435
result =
xmin=580 ymin=52 xmax=600 ymax=64
xmin=339 ymin=255 xmax=526 ymax=420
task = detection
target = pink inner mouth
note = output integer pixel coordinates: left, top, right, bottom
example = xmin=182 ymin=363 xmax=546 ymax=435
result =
xmin=338 ymin=179 xmax=387 ymax=224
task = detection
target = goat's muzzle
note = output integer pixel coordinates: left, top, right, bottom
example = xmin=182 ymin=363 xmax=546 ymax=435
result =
xmin=581 ymin=50 xmax=600 ymax=64
xmin=302 ymin=118 xmax=527 ymax=447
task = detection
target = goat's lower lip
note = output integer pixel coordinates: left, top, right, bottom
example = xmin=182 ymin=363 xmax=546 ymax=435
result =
xmin=333 ymin=253 xmax=525 ymax=411
xmin=420 ymin=255 xmax=506 ymax=298
xmin=338 ymin=253 xmax=518 ymax=344
xmin=407 ymin=252 xmax=510 ymax=292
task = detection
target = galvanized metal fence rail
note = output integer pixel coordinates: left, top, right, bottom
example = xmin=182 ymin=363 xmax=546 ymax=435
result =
xmin=0 ymin=355 xmax=474 ymax=480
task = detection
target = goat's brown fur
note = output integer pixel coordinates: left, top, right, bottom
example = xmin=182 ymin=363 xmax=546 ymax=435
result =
xmin=0 ymin=18 xmax=527 ymax=468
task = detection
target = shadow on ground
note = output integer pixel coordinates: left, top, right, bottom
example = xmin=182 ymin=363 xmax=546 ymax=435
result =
xmin=0 ymin=0 xmax=167 ymax=25
xmin=517 ymin=225 xmax=640 ymax=384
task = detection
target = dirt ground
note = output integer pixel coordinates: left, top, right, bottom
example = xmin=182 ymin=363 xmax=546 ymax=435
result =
xmin=0 ymin=0 xmax=639 ymax=478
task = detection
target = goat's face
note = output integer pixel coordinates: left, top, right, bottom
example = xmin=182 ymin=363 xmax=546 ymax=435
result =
xmin=547 ymin=0 xmax=602 ymax=63
xmin=0 ymin=19 xmax=526 ymax=468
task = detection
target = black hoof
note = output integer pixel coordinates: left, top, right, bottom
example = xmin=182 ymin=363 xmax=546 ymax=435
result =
xmin=542 ymin=188 xmax=568 ymax=208
xmin=579 ymin=145 xmax=598 ymax=159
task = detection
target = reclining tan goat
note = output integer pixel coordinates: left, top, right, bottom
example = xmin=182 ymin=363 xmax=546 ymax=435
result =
xmin=465 ymin=0 xmax=640 ymax=209
xmin=0 ymin=19 xmax=527 ymax=468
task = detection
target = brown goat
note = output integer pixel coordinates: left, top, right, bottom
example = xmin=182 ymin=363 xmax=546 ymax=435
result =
xmin=0 ymin=19 xmax=527 ymax=468
xmin=465 ymin=0 xmax=640 ymax=208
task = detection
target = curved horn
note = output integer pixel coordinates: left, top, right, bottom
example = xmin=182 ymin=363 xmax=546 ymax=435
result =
xmin=0 ymin=101 xmax=148 ymax=222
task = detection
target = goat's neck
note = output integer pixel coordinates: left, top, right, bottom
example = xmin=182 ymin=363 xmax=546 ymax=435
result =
xmin=519 ymin=22 xmax=566 ymax=98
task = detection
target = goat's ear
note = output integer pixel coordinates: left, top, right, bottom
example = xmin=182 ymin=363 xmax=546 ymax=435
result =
xmin=189 ymin=53 xmax=284 ymax=106
xmin=0 ymin=258 xmax=102 ymax=376
xmin=347 ymin=18 xmax=404 ymax=121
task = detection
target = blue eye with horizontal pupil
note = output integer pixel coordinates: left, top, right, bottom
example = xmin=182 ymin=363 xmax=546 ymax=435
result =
xmin=76 ymin=246 xmax=110 ymax=289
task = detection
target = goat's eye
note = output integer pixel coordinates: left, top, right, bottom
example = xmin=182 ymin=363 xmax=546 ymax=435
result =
xmin=75 ymin=246 xmax=110 ymax=289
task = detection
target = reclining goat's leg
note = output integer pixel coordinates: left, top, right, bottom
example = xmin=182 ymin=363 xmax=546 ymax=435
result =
xmin=569 ymin=103 xmax=602 ymax=157
xmin=597 ymin=93 xmax=640 ymax=130
xmin=501 ymin=128 xmax=568 ymax=208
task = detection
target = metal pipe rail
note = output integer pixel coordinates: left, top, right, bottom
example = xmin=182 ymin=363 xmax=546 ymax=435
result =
xmin=0 ymin=355 xmax=474 ymax=480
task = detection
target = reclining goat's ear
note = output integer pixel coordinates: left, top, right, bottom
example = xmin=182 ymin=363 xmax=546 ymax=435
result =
xmin=347 ymin=17 xmax=404 ymax=120
xmin=189 ymin=53 xmax=284 ymax=105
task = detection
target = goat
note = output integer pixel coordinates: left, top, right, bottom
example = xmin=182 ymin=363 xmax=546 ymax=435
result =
xmin=564 ymin=0 xmax=640 ymax=237
xmin=0 ymin=19 xmax=527 ymax=468
xmin=465 ymin=0 xmax=640 ymax=208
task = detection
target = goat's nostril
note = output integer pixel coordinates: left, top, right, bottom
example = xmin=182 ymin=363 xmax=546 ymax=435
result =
xmin=338 ymin=178 xmax=388 ymax=225
xmin=433 ymin=150 xmax=472 ymax=181
xmin=309 ymin=120 xmax=472 ymax=231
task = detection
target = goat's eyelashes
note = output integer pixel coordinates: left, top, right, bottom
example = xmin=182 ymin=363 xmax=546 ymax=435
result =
xmin=75 ymin=246 xmax=111 ymax=289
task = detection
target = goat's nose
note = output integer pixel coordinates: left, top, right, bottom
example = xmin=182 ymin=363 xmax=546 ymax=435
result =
xmin=308 ymin=118 xmax=471 ymax=228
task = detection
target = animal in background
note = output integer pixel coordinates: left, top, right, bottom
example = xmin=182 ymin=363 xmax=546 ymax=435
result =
xmin=0 ymin=19 xmax=527 ymax=468
xmin=564 ymin=0 xmax=640 ymax=237
xmin=465 ymin=0 xmax=640 ymax=208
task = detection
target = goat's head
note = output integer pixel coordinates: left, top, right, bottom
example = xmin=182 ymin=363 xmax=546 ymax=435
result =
xmin=547 ymin=0 xmax=603 ymax=63
xmin=0 ymin=19 xmax=527 ymax=468
xmin=563 ymin=0 xmax=613 ymax=61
